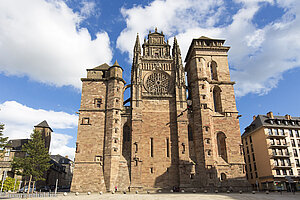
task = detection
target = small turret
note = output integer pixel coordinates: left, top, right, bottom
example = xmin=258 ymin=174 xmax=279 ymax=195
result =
xmin=134 ymin=33 xmax=141 ymax=54
xmin=109 ymin=60 xmax=123 ymax=79
xmin=172 ymin=37 xmax=181 ymax=57
xmin=34 ymin=120 xmax=52 ymax=152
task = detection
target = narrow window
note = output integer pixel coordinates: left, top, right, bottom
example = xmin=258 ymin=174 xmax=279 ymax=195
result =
xmin=213 ymin=86 xmax=222 ymax=113
xmin=82 ymin=117 xmax=90 ymax=125
xmin=150 ymin=138 xmax=153 ymax=157
xmin=76 ymin=143 xmax=79 ymax=153
xmin=217 ymin=132 xmax=228 ymax=162
xmin=190 ymin=174 xmax=194 ymax=179
xmin=207 ymin=150 xmax=211 ymax=156
xmin=182 ymin=143 xmax=186 ymax=154
xmin=150 ymin=167 xmax=154 ymax=174
xmin=94 ymin=98 xmax=102 ymax=108
xmin=220 ymin=173 xmax=226 ymax=181
xmin=209 ymin=61 xmax=218 ymax=80
xmin=134 ymin=142 xmax=138 ymax=153
xmin=166 ymin=138 xmax=170 ymax=157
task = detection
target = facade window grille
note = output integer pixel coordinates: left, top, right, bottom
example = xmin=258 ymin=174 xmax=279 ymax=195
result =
xmin=282 ymin=169 xmax=287 ymax=175
xmin=293 ymin=149 xmax=298 ymax=157
xmin=278 ymin=129 xmax=284 ymax=136
xmin=289 ymin=130 xmax=293 ymax=137
xmin=276 ymin=169 xmax=281 ymax=175
xmin=291 ymin=139 xmax=296 ymax=147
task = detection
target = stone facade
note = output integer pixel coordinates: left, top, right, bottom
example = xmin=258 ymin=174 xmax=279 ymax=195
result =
xmin=71 ymin=29 xmax=250 ymax=193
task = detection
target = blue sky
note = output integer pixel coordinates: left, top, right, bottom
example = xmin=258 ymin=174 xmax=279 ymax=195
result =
xmin=0 ymin=0 xmax=299 ymax=160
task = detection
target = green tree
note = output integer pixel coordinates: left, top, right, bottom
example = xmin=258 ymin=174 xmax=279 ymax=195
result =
xmin=1 ymin=177 xmax=20 ymax=192
xmin=0 ymin=124 xmax=9 ymax=157
xmin=12 ymin=129 xmax=51 ymax=185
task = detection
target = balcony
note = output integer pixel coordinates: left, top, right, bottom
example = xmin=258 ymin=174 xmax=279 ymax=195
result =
xmin=268 ymin=142 xmax=289 ymax=148
xmin=267 ymin=133 xmax=286 ymax=138
xmin=272 ymin=164 xmax=292 ymax=169
xmin=269 ymin=152 xmax=290 ymax=158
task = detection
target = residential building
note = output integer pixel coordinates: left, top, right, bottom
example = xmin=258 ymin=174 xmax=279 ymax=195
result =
xmin=242 ymin=112 xmax=300 ymax=191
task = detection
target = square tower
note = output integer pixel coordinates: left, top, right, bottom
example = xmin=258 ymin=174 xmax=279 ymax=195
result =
xmin=185 ymin=36 xmax=250 ymax=190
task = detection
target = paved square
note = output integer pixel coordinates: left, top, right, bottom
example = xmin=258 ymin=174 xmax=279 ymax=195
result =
xmin=26 ymin=192 xmax=300 ymax=200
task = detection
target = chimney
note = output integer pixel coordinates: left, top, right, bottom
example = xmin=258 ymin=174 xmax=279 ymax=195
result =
xmin=285 ymin=114 xmax=291 ymax=120
xmin=267 ymin=111 xmax=274 ymax=119
xmin=253 ymin=115 xmax=256 ymax=121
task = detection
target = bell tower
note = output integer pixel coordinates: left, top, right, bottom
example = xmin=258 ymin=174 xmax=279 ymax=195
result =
xmin=185 ymin=36 xmax=249 ymax=190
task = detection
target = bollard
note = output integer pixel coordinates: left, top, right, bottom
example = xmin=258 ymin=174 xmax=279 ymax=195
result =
xmin=147 ymin=191 xmax=150 ymax=194
xmin=266 ymin=190 xmax=269 ymax=194
xmin=170 ymin=189 xmax=173 ymax=193
xmin=193 ymin=189 xmax=196 ymax=193
xmin=87 ymin=192 xmax=91 ymax=195
xmin=75 ymin=192 xmax=79 ymax=196
xmin=204 ymin=190 xmax=207 ymax=193
xmin=135 ymin=190 xmax=138 ymax=194
xmin=112 ymin=191 xmax=115 ymax=194
xmin=123 ymin=191 xmax=126 ymax=194
xmin=252 ymin=191 xmax=255 ymax=194
xmin=99 ymin=191 xmax=103 ymax=195
xmin=63 ymin=192 xmax=67 ymax=196
xmin=181 ymin=189 xmax=185 ymax=193
xmin=239 ymin=190 xmax=243 ymax=194
xmin=227 ymin=190 xmax=230 ymax=194
xmin=158 ymin=190 xmax=162 ymax=193
xmin=215 ymin=190 xmax=218 ymax=193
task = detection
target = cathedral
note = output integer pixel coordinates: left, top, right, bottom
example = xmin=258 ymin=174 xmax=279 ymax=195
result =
xmin=71 ymin=29 xmax=250 ymax=192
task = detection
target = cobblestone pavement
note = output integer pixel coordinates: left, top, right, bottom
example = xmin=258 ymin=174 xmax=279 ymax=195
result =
xmin=25 ymin=192 xmax=300 ymax=200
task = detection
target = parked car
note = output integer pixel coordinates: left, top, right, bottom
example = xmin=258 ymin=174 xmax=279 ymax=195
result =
xmin=18 ymin=185 xmax=36 ymax=193
xmin=38 ymin=186 xmax=50 ymax=192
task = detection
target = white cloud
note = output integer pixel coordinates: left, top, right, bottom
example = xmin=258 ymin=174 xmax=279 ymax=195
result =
xmin=0 ymin=0 xmax=112 ymax=88
xmin=0 ymin=101 xmax=77 ymax=159
xmin=117 ymin=0 xmax=300 ymax=97
xmin=117 ymin=0 xmax=225 ymax=59
xmin=80 ymin=0 xmax=96 ymax=18
xmin=50 ymin=132 xmax=75 ymax=160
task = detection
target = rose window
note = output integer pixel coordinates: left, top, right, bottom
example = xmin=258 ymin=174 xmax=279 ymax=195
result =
xmin=144 ymin=72 xmax=170 ymax=95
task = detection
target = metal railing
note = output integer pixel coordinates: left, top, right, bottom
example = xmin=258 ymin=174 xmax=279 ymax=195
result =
xmin=0 ymin=192 xmax=57 ymax=198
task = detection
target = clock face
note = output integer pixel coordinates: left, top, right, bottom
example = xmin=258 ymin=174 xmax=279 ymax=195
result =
xmin=144 ymin=71 xmax=170 ymax=95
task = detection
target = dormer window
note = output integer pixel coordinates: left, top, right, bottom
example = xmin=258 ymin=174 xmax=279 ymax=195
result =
xmin=291 ymin=121 xmax=295 ymax=126
xmin=276 ymin=120 xmax=281 ymax=125
xmin=284 ymin=120 xmax=288 ymax=125
xmin=269 ymin=120 xmax=274 ymax=124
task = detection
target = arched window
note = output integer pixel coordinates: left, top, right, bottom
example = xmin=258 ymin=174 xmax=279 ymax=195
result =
xmin=220 ymin=173 xmax=227 ymax=181
xmin=188 ymin=125 xmax=193 ymax=141
xmin=217 ymin=132 xmax=228 ymax=162
xmin=209 ymin=61 xmax=218 ymax=80
xmin=213 ymin=86 xmax=222 ymax=113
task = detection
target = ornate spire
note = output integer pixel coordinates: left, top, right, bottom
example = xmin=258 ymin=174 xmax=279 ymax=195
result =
xmin=172 ymin=36 xmax=181 ymax=57
xmin=134 ymin=33 xmax=141 ymax=53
